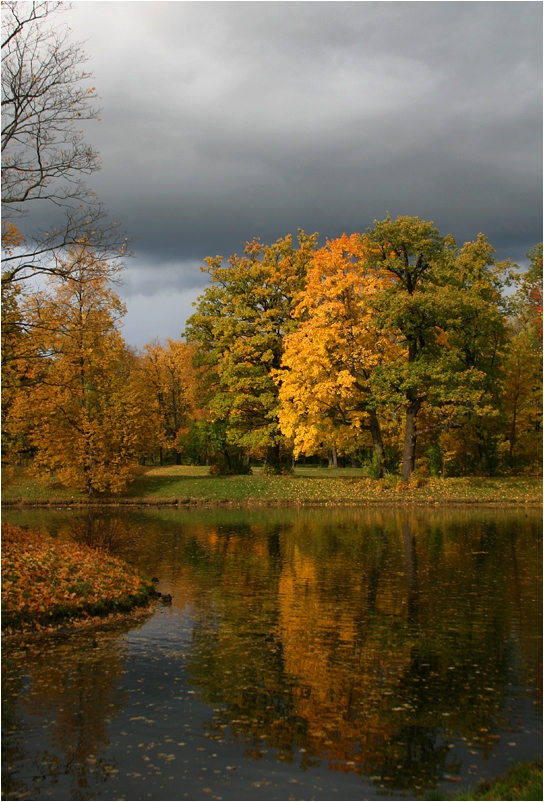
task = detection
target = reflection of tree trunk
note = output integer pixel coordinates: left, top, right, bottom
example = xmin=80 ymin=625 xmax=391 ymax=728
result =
xmin=267 ymin=528 xmax=281 ymax=560
xmin=402 ymin=521 xmax=419 ymax=623
xmin=509 ymin=529 xmax=523 ymax=628
xmin=367 ymin=528 xmax=388 ymax=611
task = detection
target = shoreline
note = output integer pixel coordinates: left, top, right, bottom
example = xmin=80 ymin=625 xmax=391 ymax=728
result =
xmin=2 ymin=498 xmax=542 ymax=508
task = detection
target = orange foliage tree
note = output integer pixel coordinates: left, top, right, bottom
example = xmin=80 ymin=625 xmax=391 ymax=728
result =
xmin=277 ymin=233 xmax=398 ymax=475
xmin=4 ymin=246 xmax=156 ymax=493
xmin=134 ymin=338 xmax=201 ymax=465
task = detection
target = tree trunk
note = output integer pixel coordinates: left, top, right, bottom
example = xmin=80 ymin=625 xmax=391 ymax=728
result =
xmin=402 ymin=401 xmax=420 ymax=481
xmin=266 ymin=443 xmax=281 ymax=470
xmin=475 ymin=426 xmax=490 ymax=474
xmin=368 ymin=410 xmax=385 ymax=477
xmin=328 ymin=448 xmax=338 ymax=468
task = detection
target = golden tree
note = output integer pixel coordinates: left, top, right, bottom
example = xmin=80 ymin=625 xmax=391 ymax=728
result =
xmin=277 ymin=233 xmax=397 ymax=475
xmin=5 ymin=245 xmax=156 ymax=494
xmin=135 ymin=338 xmax=200 ymax=465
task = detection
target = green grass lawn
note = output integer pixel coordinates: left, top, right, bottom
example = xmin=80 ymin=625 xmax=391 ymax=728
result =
xmin=427 ymin=760 xmax=543 ymax=801
xmin=2 ymin=465 xmax=542 ymax=506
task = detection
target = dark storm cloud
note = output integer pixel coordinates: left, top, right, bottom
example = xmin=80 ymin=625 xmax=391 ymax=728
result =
xmin=63 ymin=1 xmax=541 ymax=343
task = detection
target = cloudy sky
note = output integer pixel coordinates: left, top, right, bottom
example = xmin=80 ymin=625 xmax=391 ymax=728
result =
xmin=63 ymin=0 xmax=542 ymax=347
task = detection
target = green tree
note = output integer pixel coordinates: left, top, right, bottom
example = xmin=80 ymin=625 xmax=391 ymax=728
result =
xmin=499 ymin=243 xmax=543 ymax=470
xmin=185 ymin=230 xmax=318 ymax=470
xmin=438 ymin=234 xmax=511 ymax=474
xmin=362 ymin=217 xmax=511 ymax=479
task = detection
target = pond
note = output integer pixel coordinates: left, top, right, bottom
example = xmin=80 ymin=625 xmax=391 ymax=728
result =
xmin=1 ymin=506 xmax=542 ymax=801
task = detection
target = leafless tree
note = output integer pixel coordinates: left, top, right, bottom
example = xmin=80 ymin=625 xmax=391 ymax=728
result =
xmin=1 ymin=1 xmax=128 ymax=285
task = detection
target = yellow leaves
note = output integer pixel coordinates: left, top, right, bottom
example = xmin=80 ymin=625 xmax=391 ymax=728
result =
xmin=2 ymin=221 xmax=25 ymax=253
xmin=3 ymin=245 xmax=151 ymax=494
xmin=276 ymin=234 xmax=400 ymax=457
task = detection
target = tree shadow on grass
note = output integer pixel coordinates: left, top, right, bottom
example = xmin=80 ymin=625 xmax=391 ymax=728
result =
xmin=125 ymin=473 xmax=217 ymax=499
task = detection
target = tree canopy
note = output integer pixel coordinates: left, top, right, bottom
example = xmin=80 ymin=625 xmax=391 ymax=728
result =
xmin=185 ymin=230 xmax=318 ymax=470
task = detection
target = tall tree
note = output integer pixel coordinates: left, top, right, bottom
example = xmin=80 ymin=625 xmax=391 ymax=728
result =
xmin=277 ymin=233 xmax=396 ymax=475
xmin=500 ymin=243 xmax=543 ymax=469
xmin=185 ymin=231 xmax=318 ymax=469
xmin=362 ymin=217 xmax=511 ymax=479
xmin=360 ymin=216 xmax=455 ymax=479
xmin=5 ymin=246 xmax=155 ymax=494
xmin=439 ymin=235 xmax=511 ymax=474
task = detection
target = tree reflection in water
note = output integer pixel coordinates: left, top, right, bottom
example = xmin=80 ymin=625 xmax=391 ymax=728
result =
xmin=179 ymin=510 xmax=541 ymax=792
xmin=2 ymin=619 xmax=148 ymax=799
xmin=1 ymin=506 xmax=541 ymax=798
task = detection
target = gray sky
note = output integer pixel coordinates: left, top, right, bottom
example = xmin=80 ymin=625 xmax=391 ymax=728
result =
xmin=64 ymin=1 xmax=542 ymax=347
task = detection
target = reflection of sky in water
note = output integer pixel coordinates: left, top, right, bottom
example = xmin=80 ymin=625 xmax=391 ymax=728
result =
xmin=2 ymin=508 xmax=542 ymax=800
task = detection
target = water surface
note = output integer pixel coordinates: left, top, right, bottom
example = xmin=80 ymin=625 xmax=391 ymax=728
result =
xmin=2 ymin=506 xmax=542 ymax=800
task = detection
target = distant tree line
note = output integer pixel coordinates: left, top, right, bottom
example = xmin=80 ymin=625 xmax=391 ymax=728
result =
xmin=2 ymin=217 xmax=542 ymax=493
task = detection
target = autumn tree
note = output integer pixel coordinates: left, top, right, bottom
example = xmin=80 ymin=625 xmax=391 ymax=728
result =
xmin=4 ymin=246 xmax=156 ymax=494
xmin=515 ymin=243 xmax=543 ymax=341
xmin=185 ymin=230 xmax=318 ymax=470
xmin=360 ymin=217 xmax=513 ymax=479
xmin=135 ymin=338 xmax=200 ymax=465
xmin=499 ymin=243 xmax=543 ymax=469
xmin=277 ymin=233 xmax=397 ymax=476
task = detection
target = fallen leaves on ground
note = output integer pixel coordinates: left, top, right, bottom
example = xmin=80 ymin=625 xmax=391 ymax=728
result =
xmin=1 ymin=523 xmax=153 ymax=631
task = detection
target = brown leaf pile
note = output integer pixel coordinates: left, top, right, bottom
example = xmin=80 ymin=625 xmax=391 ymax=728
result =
xmin=1 ymin=523 xmax=153 ymax=631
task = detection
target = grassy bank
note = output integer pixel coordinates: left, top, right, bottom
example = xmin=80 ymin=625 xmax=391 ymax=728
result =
xmin=2 ymin=466 xmax=541 ymax=507
xmin=428 ymin=760 xmax=543 ymax=800
xmin=1 ymin=523 xmax=154 ymax=633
